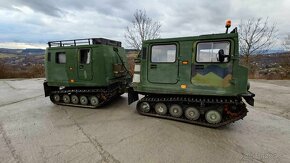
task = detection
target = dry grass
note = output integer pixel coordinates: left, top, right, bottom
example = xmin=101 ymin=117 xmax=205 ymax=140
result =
xmin=1 ymin=52 xmax=288 ymax=80
xmin=0 ymin=64 xmax=44 ymax=79
xmin=0 ymin=53 xmax=17 ymax=58
xmin=241 ymin=54 xmax=290 ymax=80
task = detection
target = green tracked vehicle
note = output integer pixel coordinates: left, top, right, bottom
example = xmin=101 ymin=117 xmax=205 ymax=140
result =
xmin=128 ymin=22 xmax=255 ymax=127
xmin=43 ymin=21 xmax=254 ymax=128
xmin=43 ymin=38 xmax=131 ymax=108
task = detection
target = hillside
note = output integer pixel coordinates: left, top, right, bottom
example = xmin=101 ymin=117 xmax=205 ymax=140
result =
xmin=0 ymin=48 xmax=45 ymax=55
xmin=0 ymin=48 xmax=289 ymax=79
xmin=0 ymin=53 xmax=17 ymax=58
xmin=244 ymin=52 xmax=290 ymax=79
xmin=0 ymin=48 xmax=45 ymax=78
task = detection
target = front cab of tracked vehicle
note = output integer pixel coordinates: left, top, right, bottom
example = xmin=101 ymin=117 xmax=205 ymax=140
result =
xmin=129 ymin=30 xmax=254 ymax=107
xmin=128 ymin=27 xmax=255 ymax=127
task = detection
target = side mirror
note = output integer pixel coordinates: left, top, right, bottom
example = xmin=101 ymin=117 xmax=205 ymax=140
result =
xmin=217 ymin=49 xmax=228 ymax=63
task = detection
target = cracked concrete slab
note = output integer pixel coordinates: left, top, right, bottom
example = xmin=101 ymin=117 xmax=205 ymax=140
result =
xmin=0 ymin=79 xmax=44 ymax=108
xmin=0 ymin=122 xmax=21 ymax=163
xmin=0 ymin=78 xmax=290 ymax=163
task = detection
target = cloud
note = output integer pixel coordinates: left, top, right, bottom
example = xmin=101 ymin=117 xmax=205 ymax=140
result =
xmin=0 ymin=0 xmax=289 ymax=48
xmin=0 ymin=42 xmax=46 ymax=49
xmin=0 ymin=0 xmax=63 ymax=17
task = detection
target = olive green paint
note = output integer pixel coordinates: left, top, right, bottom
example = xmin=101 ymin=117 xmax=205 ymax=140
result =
xmin=132 ymin=32 xmax=249 ymax=96
xmin=45 ymin=44 xmax=129 ymax=87
xmin=147 ymin=43 xmax=179 ymax=84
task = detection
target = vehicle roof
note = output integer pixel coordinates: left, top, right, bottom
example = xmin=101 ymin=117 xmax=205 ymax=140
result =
xmin=144 ymin=32 xmax=238 ymax=43
xmin=47 ymin=38 xmax=121 ymax=49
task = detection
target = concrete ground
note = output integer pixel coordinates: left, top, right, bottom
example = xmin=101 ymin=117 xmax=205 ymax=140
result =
xmin=0 ymin=78 xmax=289 ymax=163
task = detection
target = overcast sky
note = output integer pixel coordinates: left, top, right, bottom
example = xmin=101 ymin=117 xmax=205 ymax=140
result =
xmin=0 ymin=0 xmax=289 ymax=49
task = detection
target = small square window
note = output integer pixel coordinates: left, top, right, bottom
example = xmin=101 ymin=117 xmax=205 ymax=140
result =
xmin=56 ymin=52 xmax=66 ymax=64
xmin=151 ymin=44 xmax=176 ymax=63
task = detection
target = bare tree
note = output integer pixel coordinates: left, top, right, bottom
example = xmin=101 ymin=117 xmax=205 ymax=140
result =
xmin=239 ymin=17 xmax=278 ymax=64
xmin=125 ymin=10 xmax=161 ymax=50
xmin=282 ymin=33 xmax=290 ymax=51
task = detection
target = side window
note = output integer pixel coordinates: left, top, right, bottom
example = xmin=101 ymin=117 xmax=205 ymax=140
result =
xmin=151 ymin=44 xmax=176 ymax=63
xmin=56 ymin=52 xmax=66 ymax=64
xmin=47 ymin=52 xmax=51 ymax=62
xmin=80 ymin=49 xmax=91 ymax=64
xmin=196 ymin=42 xmax=230 ymax=63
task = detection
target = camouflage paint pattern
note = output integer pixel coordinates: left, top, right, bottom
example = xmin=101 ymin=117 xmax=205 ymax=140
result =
xmin=132 ymin=32 xmax=249 ymax=96
xmin=191 ymin=64 xmax=233 ymax=88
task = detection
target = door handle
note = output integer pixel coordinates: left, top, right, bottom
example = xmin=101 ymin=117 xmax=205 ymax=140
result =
xmin=150 ymin=64 xmax=157 ymax=69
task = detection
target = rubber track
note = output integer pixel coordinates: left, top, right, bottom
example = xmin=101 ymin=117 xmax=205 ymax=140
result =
xmin=136 ymin=95 xmax=248 ymax=128
xmin=50 ymin=86 xmax=120 ymax=108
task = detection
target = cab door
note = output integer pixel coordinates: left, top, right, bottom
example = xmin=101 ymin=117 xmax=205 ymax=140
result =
xmin=148 ymin=44 xmax=179 ymax=84
xmin=191 ymin=41 xmax=233 ymax=88
xmin=78 ymin=48 xmax=92 ymax=80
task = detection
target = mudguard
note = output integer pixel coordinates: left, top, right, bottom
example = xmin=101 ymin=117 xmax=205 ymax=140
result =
xmin=128 ymin=87 xmax=139 ymax=104
xmin=241 ymin=91 xmax=255 ymax=106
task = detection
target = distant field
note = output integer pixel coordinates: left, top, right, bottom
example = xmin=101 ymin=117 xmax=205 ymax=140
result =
xmin=0 ymin=53 xmax=17 ymax=58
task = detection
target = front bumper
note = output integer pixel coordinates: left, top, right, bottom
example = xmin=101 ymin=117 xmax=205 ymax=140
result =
xmin=240 ymin=91 xmax=255 ymax=106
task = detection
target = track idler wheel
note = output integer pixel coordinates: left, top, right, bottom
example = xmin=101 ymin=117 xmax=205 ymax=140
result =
xmin=185 ymin=107 xmax=200 ymax=120
xmin=52 ymin=94 xmax=60 ymax=102
xmin=139 ymin=102 xmax=150 ymax=113
xmin=90 ymin=96 xmax=99 ymax=106
xmin=71 ymin=95 xmax=79 ymax=104
xmin=63 ymin=95 xmax=70 ymax=104
xmin=169 ymin=104 xmax=183 ymax=117
xmin=80 ymin=96 xmax=88 ymax=105
xmin=154 ymin=103 xmax=168 ymax=115
xmin=205 ymin=110 xmax=222 ymax=124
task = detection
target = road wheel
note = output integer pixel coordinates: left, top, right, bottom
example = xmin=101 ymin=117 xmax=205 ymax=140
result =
xmin=71 ymin=95 xmax=79 ymax=104
xmin=63 ymin=95 xmax=70 ymax=104
xmin=205 ymin=110 xmax=222 ymax=124
xmin=80 ymin=96 xmax=88 ymax=105
xmin=52 ymin=94 xmax=60 ymax=102
xmin=185 ymin=107 xmax=200 ymax=120
xmin=155 ymin=103 xmax=167 ymax=115
xmin=90 ymin=96 xmax=99 ymax=106
xmin=139 ymin=102 xmax=150 ymax=113
xmin=169 ymin=104 xmax=183 ymax=117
